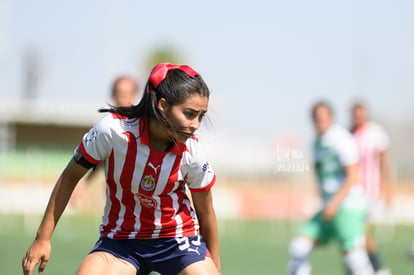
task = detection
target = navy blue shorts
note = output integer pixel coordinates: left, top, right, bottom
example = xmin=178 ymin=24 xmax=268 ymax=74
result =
xmin=90 ymin=235 xmax=209 ymax=275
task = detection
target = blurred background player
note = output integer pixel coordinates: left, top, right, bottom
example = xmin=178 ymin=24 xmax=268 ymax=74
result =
xmin=286 ymin=101 xmax=374 ymax=275
xmin=351 ymin=102 xmax=393 ymax=275
xmin=110 ymin=75 xmax=140 ymax=107
xmin=69 ymin=75 xmax=140 ymax=208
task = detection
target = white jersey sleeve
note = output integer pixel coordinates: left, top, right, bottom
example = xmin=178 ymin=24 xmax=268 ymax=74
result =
xmin=371 ymin=122 xmax=390 ymax=152
xmin=184 ymin=139 xmax=216 ymax=193
xmin=77 ymin=114 xmax=114 ymax=164
xmin=330 ymin=124 xmax=359 ymax=166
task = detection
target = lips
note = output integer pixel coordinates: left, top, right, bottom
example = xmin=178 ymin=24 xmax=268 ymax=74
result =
xmin=176 ymin=131 xmax=193 ymax=139
xmin=180 ymin=133 xmax=193 ymax=139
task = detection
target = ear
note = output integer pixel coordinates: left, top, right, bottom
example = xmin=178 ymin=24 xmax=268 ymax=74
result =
xmin=157 ymin=98 xmax=167 ymax=112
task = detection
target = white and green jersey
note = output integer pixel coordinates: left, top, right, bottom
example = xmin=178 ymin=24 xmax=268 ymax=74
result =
xmin=313 ymin=124 xmax=366 ymax=209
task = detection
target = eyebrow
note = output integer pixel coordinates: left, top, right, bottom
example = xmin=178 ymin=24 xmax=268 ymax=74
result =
xmin=185 ymin=107 xmax=208 ymax=113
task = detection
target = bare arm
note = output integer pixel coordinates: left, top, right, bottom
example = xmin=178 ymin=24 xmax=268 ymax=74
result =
xmin=379 ymin=150 xmax=393 ymax=206
xmin=323 ymin=163 xmax=359 ymax=220
xmin=191 ymin=189 xmax=221 ymax=273
xmin=22 ymin=158 xmax=89 ymax=275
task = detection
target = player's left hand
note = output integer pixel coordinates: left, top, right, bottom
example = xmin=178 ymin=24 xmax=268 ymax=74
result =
xmin=322 ymin=202 xmax=338 ymax=221
xmin=382 ymin=189 xmax=393 ymax=208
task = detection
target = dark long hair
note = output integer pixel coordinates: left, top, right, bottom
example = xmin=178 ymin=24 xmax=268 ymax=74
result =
xmin=100 ymin=64 xmax=210 ymax=133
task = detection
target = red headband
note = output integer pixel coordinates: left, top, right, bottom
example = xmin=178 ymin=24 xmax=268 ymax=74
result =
xmin=149 ymin=62 xmax=199 ymax=89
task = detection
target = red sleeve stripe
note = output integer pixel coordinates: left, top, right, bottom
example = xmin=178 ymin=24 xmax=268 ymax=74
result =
xmin=111 ymin=113 xmax=129 ymax=120
xmin=189 ymin=174 xmax=216 ymax=193
xmin=79 ymin=142 xmax=100 ymax=165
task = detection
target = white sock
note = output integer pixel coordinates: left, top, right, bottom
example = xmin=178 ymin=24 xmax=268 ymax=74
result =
xmin=344 ymin=248 xmax=375 ymax=275
xmin=287 ymin=237 xmax=313 ymax=275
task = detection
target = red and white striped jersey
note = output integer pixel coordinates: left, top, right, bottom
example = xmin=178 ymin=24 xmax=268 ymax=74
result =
xmin=352 ymin=122 xmax=389 ymax=199
xmin=76 ymin=113 xmax=216 ymax=239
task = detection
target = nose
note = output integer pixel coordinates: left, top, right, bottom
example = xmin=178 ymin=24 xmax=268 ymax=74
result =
xmin=189 ymin=118 xmax=201 ymax=132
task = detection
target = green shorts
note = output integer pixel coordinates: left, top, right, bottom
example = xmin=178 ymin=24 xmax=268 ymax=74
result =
xmin=298 ymin=207 xmax=367 ymax=252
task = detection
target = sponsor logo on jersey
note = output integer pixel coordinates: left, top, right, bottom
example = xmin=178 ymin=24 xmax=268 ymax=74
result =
xmin=141 ymin=175 xmax=156 ymax=191
xmin=202 ymin=162 xmax=213 ymax=173
xmin=85 ymin=127 xmax=98 ymax=146
xmin=136 ymin=194 xmax=157 ymax=208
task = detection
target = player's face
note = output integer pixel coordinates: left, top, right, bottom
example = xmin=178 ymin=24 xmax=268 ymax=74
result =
xmin=113 ymin=79 xmax=137 ymax=107
xmin=313 ymin=106 xmax=332 ymax=135
xmin=160 ymin=93 xmax=208 ymax=142
xmin=352 ymin=106 xmax=367 ymax=127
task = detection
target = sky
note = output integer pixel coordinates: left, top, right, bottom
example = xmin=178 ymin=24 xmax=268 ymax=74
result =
xmin=1 ymin=0 xmax=413 ymax=174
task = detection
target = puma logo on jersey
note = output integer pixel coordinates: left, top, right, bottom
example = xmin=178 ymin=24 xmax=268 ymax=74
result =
xmin=148 ymin=162 xmax=161 ymax=174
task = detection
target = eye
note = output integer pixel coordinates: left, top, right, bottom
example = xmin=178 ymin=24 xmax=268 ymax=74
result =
xmin=184 ymin=111 xmax=198 ymax=120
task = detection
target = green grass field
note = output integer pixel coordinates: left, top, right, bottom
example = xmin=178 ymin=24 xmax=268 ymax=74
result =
xmin=1 ymin=214 xmax=412 ymax=275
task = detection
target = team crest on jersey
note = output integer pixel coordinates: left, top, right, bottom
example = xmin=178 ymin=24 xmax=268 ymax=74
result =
xmin=141 ymin=175 xmax=156 ymax=191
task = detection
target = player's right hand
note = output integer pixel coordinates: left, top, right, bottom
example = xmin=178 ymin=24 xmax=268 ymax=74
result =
xmin=22 ymin=239 xmax=51 ymax=275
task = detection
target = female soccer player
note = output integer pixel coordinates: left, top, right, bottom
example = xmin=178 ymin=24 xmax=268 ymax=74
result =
xmin=22 ymin=63 xmax=221 ymax=275
xmin=351 ymin=102 xmax=392 ymax=275
xmin=286 ymin=102 xmax=374 ymax=275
